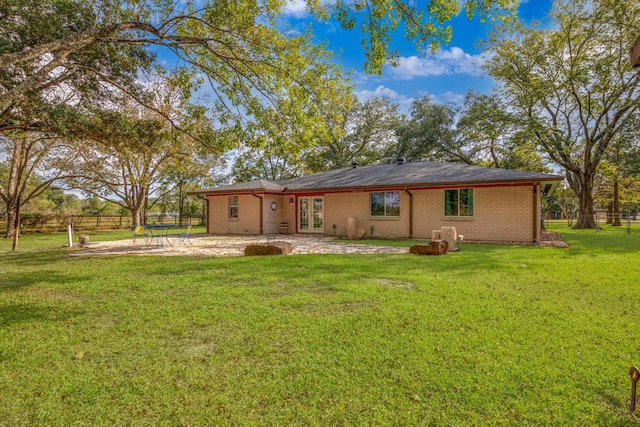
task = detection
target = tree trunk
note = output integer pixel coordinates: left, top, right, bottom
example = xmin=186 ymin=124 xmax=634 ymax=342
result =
xmin=612 ymin=180 xmax=621 ymax=226
xmin=5 ymin=202 xmax=16 ymax=239
xmin=12 ymin=200 xmax=20 ymax=251
xmin=606 ymin=203 xmax=613 ymax=225
xmin=574 ymin=178 xmax=596 ymax=229
xmin=131 ymin=206 xmax=143 ymax=228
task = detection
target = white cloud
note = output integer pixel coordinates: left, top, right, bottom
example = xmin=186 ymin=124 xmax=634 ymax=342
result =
xmin=355 ymin=85 xmax=406 ymax=102
xmin=282 ymin=0 xmax=336 ymax=18
xmin=282 ymin=0 xmax=309 ymax=18
xmin=437 ymin=91 xmax=466 ymax=105
xmin=385 ymin=47 xmax=486 ymax=80
xmin=355 ymin=85 xmax=414 ymax=112
xmin=411 ymin=89 xmax=466 ymax=107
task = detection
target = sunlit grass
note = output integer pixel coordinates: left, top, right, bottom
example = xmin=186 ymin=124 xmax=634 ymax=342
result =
xmin=1 ymin=224 xmax=639 ymax=425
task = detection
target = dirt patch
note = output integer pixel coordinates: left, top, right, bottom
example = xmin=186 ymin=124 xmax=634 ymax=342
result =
xmin=540 ymin=230 xmax=569 ymax=248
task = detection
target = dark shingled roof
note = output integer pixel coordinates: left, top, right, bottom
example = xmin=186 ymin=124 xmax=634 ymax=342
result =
xmin=193 ymin=161 xmax=562 ymax=194
xmin=280 ymin=161 xmax=561 ymax=190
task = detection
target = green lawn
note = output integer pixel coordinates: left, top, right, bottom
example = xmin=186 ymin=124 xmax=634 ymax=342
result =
xmin=1 ymin=224 xmax=640 ymax=425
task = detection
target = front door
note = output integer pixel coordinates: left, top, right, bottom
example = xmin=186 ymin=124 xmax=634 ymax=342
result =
xmin=298 ymin=197 xmax=324 ymax=233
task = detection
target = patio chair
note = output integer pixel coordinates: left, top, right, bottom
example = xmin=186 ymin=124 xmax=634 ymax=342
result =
xmin=176 ymin=225 xmax=193 ymax=245
xmin=132 ymin=225 xmax=150 ymax=246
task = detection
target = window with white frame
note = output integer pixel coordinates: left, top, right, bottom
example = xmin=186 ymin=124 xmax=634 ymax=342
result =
xmin=370 ymin=191 xmax=400 ymax=217
xmin=228 ymin=195 xmax=238 ymax=219
xmin=444 ymin=188 xmax=474 ymax=217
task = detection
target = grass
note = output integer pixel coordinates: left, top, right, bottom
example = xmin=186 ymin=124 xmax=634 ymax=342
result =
xmin=1 ymin=224 xmax=640 ymax=425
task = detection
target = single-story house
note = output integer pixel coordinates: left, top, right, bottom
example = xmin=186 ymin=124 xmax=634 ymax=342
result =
xmin=191 ymin=159 xmax=563 ymax=243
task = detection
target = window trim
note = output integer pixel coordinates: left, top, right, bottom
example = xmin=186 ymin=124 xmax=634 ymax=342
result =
xmin=228 ymin=195 xmax=238 ymax=219
xmin=444 ymin=188 xmax=474 ymax=217
xmin=370 ymin=191 xmax=400 ymax=218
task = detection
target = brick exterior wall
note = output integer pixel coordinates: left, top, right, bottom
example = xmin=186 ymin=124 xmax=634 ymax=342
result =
xmin=411 ymin=185 xmax=536 ymax=242
xmin=206 ymin=184 xmax=541 ymax=243
xmin=324 ymin=192 xmax=411 ymax=239
xmin=208 ymin=194 xmax=261 ymax=235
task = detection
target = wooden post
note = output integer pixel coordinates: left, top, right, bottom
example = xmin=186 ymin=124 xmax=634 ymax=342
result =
xmin=67 ymin=222 xmax=74 ymax=248
xmin=630 ymin=366 xmax=640 ymax=411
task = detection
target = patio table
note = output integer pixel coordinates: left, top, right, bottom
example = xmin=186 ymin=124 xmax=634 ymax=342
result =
xmin=144 ymin=224 xmax=181 ymax=248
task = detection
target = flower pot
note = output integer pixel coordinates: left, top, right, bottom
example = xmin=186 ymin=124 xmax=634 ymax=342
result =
xmin=78 ymin=234 xmax=90 ymax=246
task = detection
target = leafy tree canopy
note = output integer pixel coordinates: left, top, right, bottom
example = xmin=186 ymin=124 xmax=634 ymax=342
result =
xmin=1 ymin=0 xmax=517 ymax=110
xmin=485 ymin=0 xmax=640 ymax=228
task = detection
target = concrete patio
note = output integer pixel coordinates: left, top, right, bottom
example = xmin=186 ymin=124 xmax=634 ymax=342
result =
xmin=68 ymin=234 xmax=410 ymax=257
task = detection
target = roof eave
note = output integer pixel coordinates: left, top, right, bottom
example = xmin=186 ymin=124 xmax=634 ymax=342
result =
xmin=188 ymin=188 xmax=287 ymax=196
xmin=283 ymin=177 xmax=564 ymax=194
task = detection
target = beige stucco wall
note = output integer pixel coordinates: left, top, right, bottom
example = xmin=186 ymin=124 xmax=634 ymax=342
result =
xmin=280 ymin=196 xmax=296 ymax=234
xmin=262 ymin=194 xmax=286 ymax=234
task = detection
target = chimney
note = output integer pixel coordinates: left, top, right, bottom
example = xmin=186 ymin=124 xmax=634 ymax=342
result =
xmin=397 ymin=156 xmax=405 ymax=165
xmin=351 ymin=161 xmax=359 ymax=169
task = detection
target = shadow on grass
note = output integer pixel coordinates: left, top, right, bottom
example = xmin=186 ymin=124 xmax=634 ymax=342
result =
xmin=1 ymin=248 xmax=67 ymax=264
xmin=595 ymin=392 xmax=640 ymax=426
xmin=0 ymin=303 xmax=84 ymax=327
xmin=0 ymin=268 xmax=92 ymax=293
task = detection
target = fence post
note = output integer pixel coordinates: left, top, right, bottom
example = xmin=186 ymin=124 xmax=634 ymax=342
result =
xmin=67 ymin=222 xmax=73 ymax=248
xmin=631 ymin=366 xmax=640 ymax=411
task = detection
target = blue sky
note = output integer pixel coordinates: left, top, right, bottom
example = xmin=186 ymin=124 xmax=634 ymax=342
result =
xmin=281 ymin=0 xmax=554 ymax=109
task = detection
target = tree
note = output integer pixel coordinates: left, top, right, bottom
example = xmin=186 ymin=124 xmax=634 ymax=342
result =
xmin=0 ymin=1 xmax=153 ymax=127
xmin=159 ymin=152 xmax=223 ymax=226
xmin=326 ymin=0 xmax=517 ymax=74
xmin=486 ymin=0 xmax=640 ymax=228
xmin=67 ymin=75 xmax=232 ymax=227
xmin=0 ymin=131 xmax=80 ymax=240
xmin=1 ymin=0 xmax=517 ymax=110
xmin=546 ymin=186 xmax=579 ymax=227
xmin=456 ymin=91 xmax=548 ymax=171
xmin=69 ymin=109 xmax=189 ymax=227
xmin=232 ymin=146 xmax=307 ymax=182
xmin=393 ymin=96 xmax=459 ymax=162
xmin=308 ymin=96 xmax=401 ymax=171
xmin=595 ymin=109 xmax=640 ymax=225
xmin=0 ymin=2 xmax=341 ymax=133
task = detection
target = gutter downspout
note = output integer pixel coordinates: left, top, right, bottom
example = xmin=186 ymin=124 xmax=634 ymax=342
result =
xmin=251 ymin=192 xmax=264 ymax=234
xmin=196 ymin=195 xmax=209 ymax=233
xmin=404 ymin=188 xmax=413 ymax=239
xmin=532 ymin=184 xmax=539 ymax=243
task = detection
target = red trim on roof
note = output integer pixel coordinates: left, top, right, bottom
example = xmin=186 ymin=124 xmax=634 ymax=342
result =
xmin=203 ymin=180 xmax=559 ymax=198
xmin=280 ymin=182 xmax=535 ymax=197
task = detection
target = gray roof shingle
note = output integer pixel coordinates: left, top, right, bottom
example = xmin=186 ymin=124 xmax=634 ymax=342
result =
xmin=194 ymin=161 xmax=562 ymax=194
xmin=280 ymin=161 xmax=562 ymax=190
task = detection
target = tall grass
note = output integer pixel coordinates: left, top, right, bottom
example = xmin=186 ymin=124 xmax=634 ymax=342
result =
xmin=1 ymin=224 xmax=639 ymax=425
